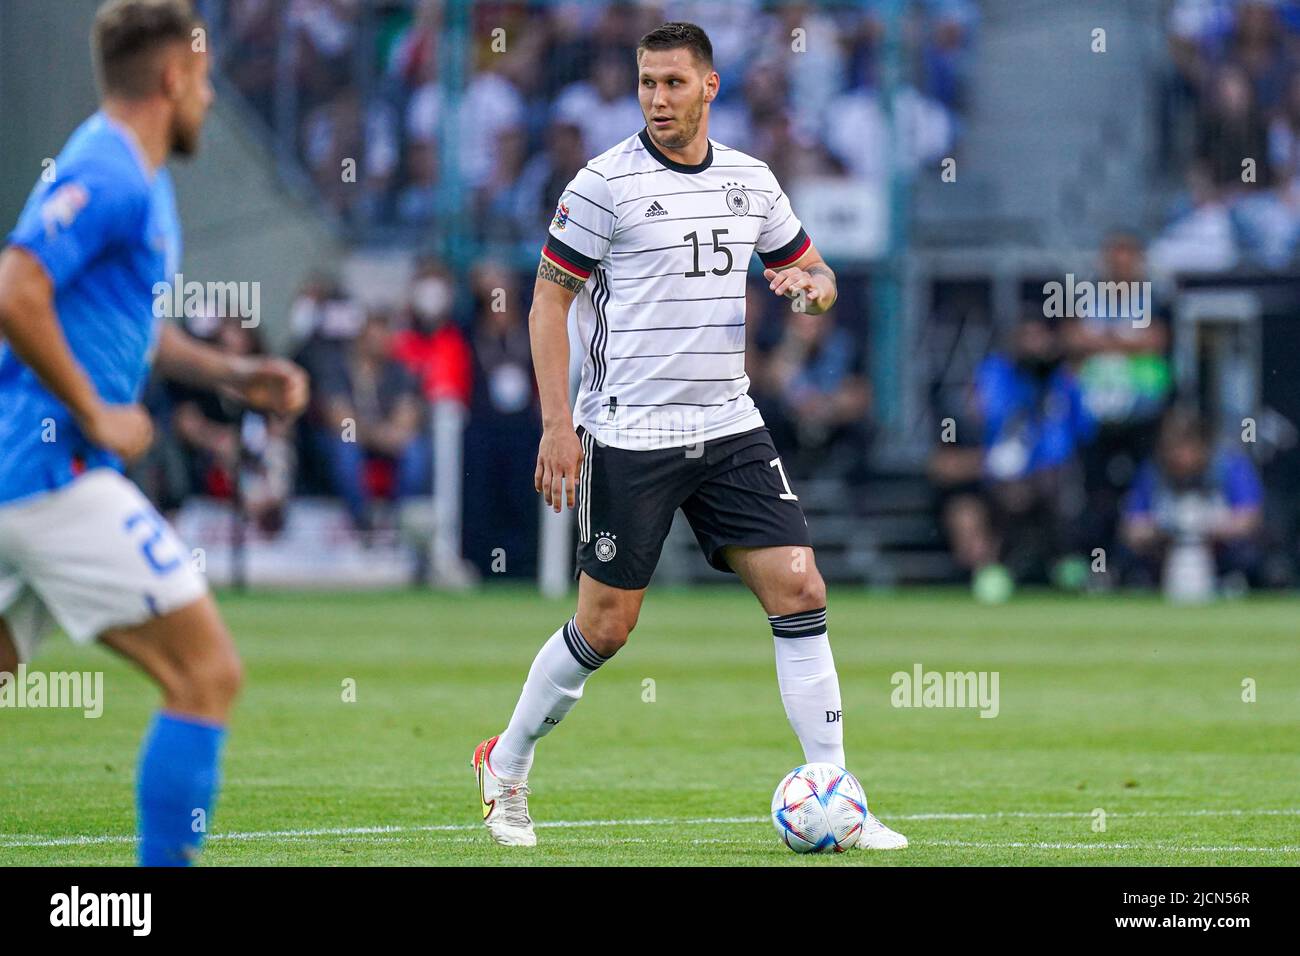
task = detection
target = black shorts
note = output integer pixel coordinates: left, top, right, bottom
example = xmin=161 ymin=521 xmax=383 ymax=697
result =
xmin=575 ymin=425 xmax=812 ymax=590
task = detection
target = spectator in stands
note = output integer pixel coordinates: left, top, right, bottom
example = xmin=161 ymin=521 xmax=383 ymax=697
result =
xmin=931 ymin=313 xmax=1093 ymax=600
xmin=539 ymin=2 xmax=600 ymax=99
xmin=1225 ymin=0 xmax=1294 ymax=113
xmin=357 ymin=98 xmax=401 ymax=224
xmin=391 ymin=258 xmax=473 ymax=407
xmin=221 ymin=0 xmax=280 ymax=120
xmin=1121 ymin=406 xmax=1264 ymax=595
xmin=764 ymin=1 xmax=844 ymax=129
xmin=463 ymin=262 xmax=541 ymax=578
xmin=406 ymin=64 xmax=524 ymax=195
xmin=1065 ymin=231 xmax=1171 ymax=563
xmin=395 ymin=138 xmax=440 ymax=226
xmin=918 ymin=0 xmax=978 ymax=117
xmin=302 ymin=88 xmax=365 ymax=219
xmin=478 ymin=124 xmax=531 ymax=234
xmin=553 ymin=52 xmax=645 ymax=155
xmin=387 ymin=0 xmax=440 ymax=89
xmin=289 ymin=0 xmax=359 ymax=108
xmin=760 ymin=308 xmax=872 ymax=482
xmin=1269 ymin=71 xmax=1300 ymax=183
xmin=290 ymin=272 xmax=366 ymax=379
xmin=493 ymin=119 xmax=585 ymax=251
xmin=1195 ymin=63 xmax=1271 ymax=193
xmin=750 ymin=109 xmax=840 ymax=185
xmin=824 ymin=73 xmax=953 ymax=184
xmin=315 ymin=311 xmax=431 ymax=532
xmin=171 ymin=318 xmax=296 ymax=534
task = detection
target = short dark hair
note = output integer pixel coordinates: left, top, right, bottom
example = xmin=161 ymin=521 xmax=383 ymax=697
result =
xmin=637 ymin=21 xmax=713 ymax=69
xmin=92 ymin=0 xmax=202 ymax=99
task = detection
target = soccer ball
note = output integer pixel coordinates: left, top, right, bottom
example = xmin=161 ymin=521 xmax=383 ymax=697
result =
xmin=771 ymin=763 xmax=868 ymax=853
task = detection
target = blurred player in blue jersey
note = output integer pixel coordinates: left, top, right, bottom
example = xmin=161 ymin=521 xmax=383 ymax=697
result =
xmin=0 ymin=0 xmax=308 ymax=865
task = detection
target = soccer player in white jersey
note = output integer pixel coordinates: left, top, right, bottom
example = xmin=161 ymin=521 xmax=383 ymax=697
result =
xmin=473 ymin=21 xmax=907 ymax=850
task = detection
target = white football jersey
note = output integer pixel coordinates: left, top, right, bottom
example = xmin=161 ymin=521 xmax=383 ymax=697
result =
xmin=542 ymin=128 xmax=812 ymax=450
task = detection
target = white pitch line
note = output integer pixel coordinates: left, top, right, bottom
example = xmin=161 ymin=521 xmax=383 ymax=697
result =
xmin=3 ymin=809 xmax=1298 ymax=851
xmin=895 ymin=808 xmax=1300 ymax=821
xmin=925 ymin=839 xmax=1300 ymax=854
xmin=0 ymin=816 xmax=766 ymax=849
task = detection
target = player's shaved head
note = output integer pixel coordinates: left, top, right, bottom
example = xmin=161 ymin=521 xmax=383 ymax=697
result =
xmin=637 ymin=21 xmax=713 ymax=71
xmin=92 ymin=0 xmax=202 ymax=100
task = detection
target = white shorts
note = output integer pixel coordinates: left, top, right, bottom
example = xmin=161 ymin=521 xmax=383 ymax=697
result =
xmin=0 ymin=469 xmax=208 ymax=662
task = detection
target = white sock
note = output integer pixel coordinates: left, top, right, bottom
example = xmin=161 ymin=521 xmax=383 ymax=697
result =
xmin=492 ymin=617 xmax=610 ymax=779
xmin=770 ymin=608 xmax=845 ymax=767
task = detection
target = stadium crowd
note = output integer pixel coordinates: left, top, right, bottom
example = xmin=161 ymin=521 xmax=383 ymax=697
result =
xmin=206 ymin=0 xmax=975 ymax=245
xmin=1154 ymin=0 xmax=1300 ymax=271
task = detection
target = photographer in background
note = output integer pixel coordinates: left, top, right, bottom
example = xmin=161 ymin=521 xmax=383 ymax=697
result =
xmin=932 ymin=311 xmax=1093 ymax=601
xmin=1121 ymin=406 xmax=1263 ymax=600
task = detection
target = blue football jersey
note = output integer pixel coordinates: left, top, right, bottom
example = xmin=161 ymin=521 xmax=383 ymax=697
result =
xmin=0 ymin=112 xmax=181 ymax=504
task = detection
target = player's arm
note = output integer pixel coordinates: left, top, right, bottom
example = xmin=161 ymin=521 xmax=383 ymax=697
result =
xmin=0 ymin=246 xmax=153 ymax=459
xmin=531 ymin=168 xmax=613 ymax=511
xmin=155 ymin=322 xmax=309 ymax=418
xmin=763 ymin=241 xmax=837 ymax=315
xmin=530 ymin=257 xmax=584 ymax=513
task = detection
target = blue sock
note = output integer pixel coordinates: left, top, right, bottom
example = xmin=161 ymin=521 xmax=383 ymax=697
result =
xmin=136 ymin=711 xmax=226 ymax=867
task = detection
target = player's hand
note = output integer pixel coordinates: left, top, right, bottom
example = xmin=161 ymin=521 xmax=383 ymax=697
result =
xmin=236 ymin=358 xmax=310 ymax=418
xmin=763 ymin=267 xmax=823 ymax=308
xmin=535 ymin=426 xmax=584 ymax=513
xmin=78 ymin=403 xmax=154 ymax=462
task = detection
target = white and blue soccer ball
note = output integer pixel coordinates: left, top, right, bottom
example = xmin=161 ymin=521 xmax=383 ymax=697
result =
xmin=771 ymin=763 xmax=868 ymax=853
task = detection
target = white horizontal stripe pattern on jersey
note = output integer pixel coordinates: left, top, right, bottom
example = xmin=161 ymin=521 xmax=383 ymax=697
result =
xmin=564 ymin=131 xmax=800 ymax=450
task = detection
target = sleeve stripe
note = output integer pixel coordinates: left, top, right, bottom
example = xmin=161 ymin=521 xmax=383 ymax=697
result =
xmin=564 ymin=216 xmax=611 ymax=241
xmin=759 ymin=228 xmax=811 ymax=269
xmin=542 ymin=237 xmax=595 ymax=279
xmin=567 ymin=188 xmax=614 ymax=217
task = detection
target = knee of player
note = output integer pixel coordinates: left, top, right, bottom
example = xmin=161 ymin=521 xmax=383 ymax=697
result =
xmin=582 ymin=615 xmax=634 ymax=658
xmin=791 ymin=571 xmax=827 ymax=612
xmin=175 ymin=646 xmax=244 ymax=707
xmin=214 ymin=651 xmax=245 ymax=701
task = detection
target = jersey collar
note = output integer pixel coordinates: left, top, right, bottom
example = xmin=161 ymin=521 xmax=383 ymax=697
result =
xmin=96 ymin=110 xmax=159 ymax=182
xmin=638 ymin=127 xmax=713 ymax=174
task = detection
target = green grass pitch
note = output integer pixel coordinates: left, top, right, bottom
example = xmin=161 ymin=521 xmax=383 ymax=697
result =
xmin=4 ymin=587 xmax=1298 ymax=866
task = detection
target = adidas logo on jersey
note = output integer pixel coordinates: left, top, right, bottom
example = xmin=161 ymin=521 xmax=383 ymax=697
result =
xmin=644 ymin=201 xmax=668 ymax=218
